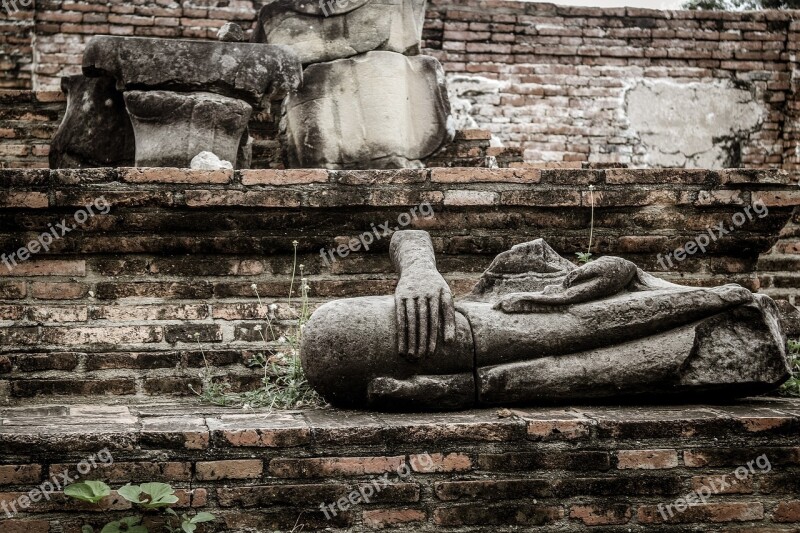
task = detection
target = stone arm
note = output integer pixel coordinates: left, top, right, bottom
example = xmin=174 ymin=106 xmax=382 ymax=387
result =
xmin=495 ymin=256 xmax=638 ymax=313
xmin=390 ymin=231 xmax=456 ymax=360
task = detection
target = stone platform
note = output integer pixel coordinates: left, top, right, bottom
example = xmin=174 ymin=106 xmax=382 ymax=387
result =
xmin=0 ymin=167 xmax=797 ymax=402
xmin=1 ymin=398 xmax=800 ymax=532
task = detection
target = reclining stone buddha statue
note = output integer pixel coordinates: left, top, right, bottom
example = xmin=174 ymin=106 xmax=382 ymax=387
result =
xmin=301 ymin=230 xmax=790 ymax=410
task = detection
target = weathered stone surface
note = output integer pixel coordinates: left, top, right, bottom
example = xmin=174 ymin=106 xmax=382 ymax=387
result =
xmin=83 ymin=36 xmax=303 ymax=104
xmin=217 ymin=22 xmax=245 ymax=43
xmin=301 ymin=230 xmax=790 ymax=410
xmin=124 ymin=91 xmax=252 ymax=168
xmin=49 ymin=75 xmax=135 ymax=169
xmin=282 ymin=52 xmax=453 ymax=169
xmin=625 ymin=80 xmax=765 ymax=168
xmin=252 ymin=0 xmax=427 ymax=65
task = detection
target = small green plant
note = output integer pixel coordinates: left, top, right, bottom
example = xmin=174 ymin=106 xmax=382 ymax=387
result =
xmin=65 ymin=481 xmax=214 ymax=533
xmin=192 ymin=240 xmax=324 ymax=410
xmin=779 ymin=339 xmax=800 ymax=398
xmin=576 ymin=184 xmax=596 ymax=264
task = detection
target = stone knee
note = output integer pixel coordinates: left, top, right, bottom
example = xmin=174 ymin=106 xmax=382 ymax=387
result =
xmin=301 ymin=296 xmax=474 ymax=409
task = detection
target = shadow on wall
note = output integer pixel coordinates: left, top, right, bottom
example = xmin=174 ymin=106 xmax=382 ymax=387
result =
xmin=624 ymin=79 xmax=765 ymax=168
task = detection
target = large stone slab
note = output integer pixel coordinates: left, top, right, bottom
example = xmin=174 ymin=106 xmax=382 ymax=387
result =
xmin=49 ymin=75 xmax=135 ymax=169
xmin=252 ymin=0 xmax=427 ymax=65
xmin=282 ymin=51 xmax=454 ymax=169
xmin=82 ymin=36 xmax=303 ymax=105
xmin=124 ymin=90 xmax=252 ymax=168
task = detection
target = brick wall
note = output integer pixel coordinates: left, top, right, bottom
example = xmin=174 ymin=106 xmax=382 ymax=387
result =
xmin=3 ymin=1 xmax=800 ymax=168
xmin=0 ymin=167 xmax=796 ymax=401
xmin=0 ymin=400 xmax=799 ymax=531
xmin=0 ymin=9 xmax=33 ymax=90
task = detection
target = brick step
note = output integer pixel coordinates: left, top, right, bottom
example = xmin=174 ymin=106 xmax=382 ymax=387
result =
xmin=0 ymin=399 xmax=799 ymax=531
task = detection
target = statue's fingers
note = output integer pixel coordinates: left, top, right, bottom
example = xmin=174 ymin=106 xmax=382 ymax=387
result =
xmin=396 ymin=296 xmax=407 ymax=357
xmin=418 ymin=296 xmax=429 ymax=358
xmin=442 ymin=288 xmax=456 ymax=343
xmin=428 ymin=295 xmax=440 ymax=356
xmin=406 ymin=297 xmax=418 ymax=359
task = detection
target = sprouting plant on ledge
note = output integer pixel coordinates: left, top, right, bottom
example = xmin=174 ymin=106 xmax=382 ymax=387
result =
xmin=64 ymin=481 xmax=214 ymax=533
xmin=191 ymin=240 xmax=325 ymax=410
xmin=576 ymin=184 xmax=596 ymax=264
xmin=779 ymin=339 xmax=800 ymax=398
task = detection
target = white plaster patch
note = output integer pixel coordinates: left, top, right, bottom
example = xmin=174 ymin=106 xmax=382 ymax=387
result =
xmin=625 ymin=79 xmax=765 ymax=168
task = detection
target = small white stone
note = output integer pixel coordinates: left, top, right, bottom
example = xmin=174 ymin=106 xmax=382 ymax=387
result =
xmin=190 ymin=151 xmax=233 ymax=170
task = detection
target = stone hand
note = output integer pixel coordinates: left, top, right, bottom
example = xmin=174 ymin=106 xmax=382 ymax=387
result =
xmin=395 ymin=269 xmax=456 ymax=360
xmin=495 ymin=256 xmax=638 ymax=313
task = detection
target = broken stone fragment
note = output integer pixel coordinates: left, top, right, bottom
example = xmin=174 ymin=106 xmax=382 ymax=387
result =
xmin=252 ymin=0 xmax=427 ymax=65
xmin=83 ymin=36 xmax=303 ymax=104
xmin=217 ymin=22 xmax=245 ymax=43
xmin=190 ymin=151 xmax=233 ymax=170
xmin=49 ymin=75 xmax=135 ymax=169
xmin=124 ymin=91 xmax=252 ymax=168
xmin=282 ymin=51 xmax=454 ymax=169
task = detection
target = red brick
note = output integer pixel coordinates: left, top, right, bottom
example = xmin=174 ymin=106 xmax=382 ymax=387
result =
xmin=444 ymin=190 xmax=498 ymax=206
xmin=0 ymin=259 xmax=85 ymax=277
xmin=120 ymin=168 xmax=232 ymax=184
xmin=195 ymin=459 xmax=263 ymax=481
xmin=774 ymin=500 xmax=800 ymax=522
xmin=617 ymin=450 xmax=678 ymax=470
xmin=0 ymin=520 xmax=50 ymax=533
xmin=0 ymin=191 xmax=47 ymax=208
xmin=432 ymin=167 xmax=541 ymax=183
xmin=753 ymin=190 xmax=800 ymax=207
xmin=638 ymin=502 xmax=764 ymax=524
xmin=185 ymin=189 xmax=301 ymax=208
xmin=0 ymin=281 xmax=26 ymax=299
xmin=49 ymin=462 xmax=191 ymax=483
xmin=410 ymin=453 xmax=472 ymax=473
xmin=570 ymin=503 xmax=632 ymax=525
xmin=0 ymin=465 xmax=41 ymax=485
xmin=362 ymin=508 xmax=427 ymax=529
xmin=241 ymin=169 xmax=328 ymax=185
xmin=30 ymin=282 xmax=89 ymax=299
xmin=270 ymin=456 xmax=405 ymax=478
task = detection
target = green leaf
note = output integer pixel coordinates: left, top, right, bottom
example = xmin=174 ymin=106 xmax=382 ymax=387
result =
xmin=181 ymin=523 xmax=196 ymax=533
xmin=100 ymin=523 xmax=123 ymax=533
xmin=100 ymin=517 xmax=147 ymax=533
xmin=138 ymin=482 xmax=179 ymax=509
xmin=190 ymin=512 xmax=215 ymax=524
xmin=117 ymin=484 xmax=143 ymax=504
xmin=81 ymin=526 xmax=95 ymax=533
xmin=65 ymin=481 xmax=111 ymax=504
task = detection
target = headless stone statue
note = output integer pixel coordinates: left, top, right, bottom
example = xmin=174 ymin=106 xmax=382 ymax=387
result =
xmin=301 ymin=231 xmax=790 ymax=410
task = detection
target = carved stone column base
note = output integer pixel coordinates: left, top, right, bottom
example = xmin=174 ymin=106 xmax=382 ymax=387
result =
xmin=124 ymin=90 xmax=253 ymax=168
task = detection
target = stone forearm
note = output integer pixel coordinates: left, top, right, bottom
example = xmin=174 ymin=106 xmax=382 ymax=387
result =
xmin=390 ymin=230 xmax=438 ymax=276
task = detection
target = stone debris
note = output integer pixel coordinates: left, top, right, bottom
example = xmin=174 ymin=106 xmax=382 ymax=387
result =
xmin=191 ymin=151 xmax=234 ymax=170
